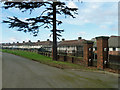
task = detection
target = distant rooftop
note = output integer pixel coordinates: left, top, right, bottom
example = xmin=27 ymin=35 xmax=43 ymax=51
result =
xmin=58 ymin=37 xmax=86 ymax=46
xmin=93 ymin=36 xmax=120 ymax=48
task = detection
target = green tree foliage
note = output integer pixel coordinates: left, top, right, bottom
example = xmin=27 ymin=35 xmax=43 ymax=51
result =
xmin=2 ymin=1 xmax=78 ymax=60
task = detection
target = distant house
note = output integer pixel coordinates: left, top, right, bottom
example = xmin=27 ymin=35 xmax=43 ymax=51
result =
xmin=18 ymin=40 xmax=33 ymax=49
xmin=58 ymin=37 xmax=86 ymax=57
xmin=2 ymin=43 xmax=12 ymax=49
xmin=36 ymin=39 xmax=53 ymax=52
xmin=1 ymin=39 xmax=53 ymax=52
xmin=1 ymin=37 xmax=86 ymax=56
xmin=108 ymin=36 xmax=120 ymax=55
xmin=92 ymin=36 xmax=120 ymax=55
xmin=2 ymin=35 xmax=119 ymax=56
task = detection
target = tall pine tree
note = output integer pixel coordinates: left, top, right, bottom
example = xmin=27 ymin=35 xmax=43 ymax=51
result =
xmin=2 ymin=1 xmax=78 ymax=60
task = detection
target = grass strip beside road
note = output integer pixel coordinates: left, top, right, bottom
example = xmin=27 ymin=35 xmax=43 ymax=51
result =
xmin=1 ymin=49 xmax=99 ymax=71
xmin=1 ymin=49 xmax=88 ymax=70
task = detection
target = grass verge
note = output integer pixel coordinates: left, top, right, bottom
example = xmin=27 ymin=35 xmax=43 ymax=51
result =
xmin=1 ymin=49 xmax=98 ymax=71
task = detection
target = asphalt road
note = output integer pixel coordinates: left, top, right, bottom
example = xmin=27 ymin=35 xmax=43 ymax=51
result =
xmin=2 ymin=52 xmax=118 ymax=88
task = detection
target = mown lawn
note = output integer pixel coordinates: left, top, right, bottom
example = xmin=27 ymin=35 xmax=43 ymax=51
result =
xmin=1 ymin=49 xmax=98 ymax=71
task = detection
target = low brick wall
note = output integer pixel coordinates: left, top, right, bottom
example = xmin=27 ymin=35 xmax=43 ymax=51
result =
xmin=108 ymin=63 xmax=120 ymax=70
xmin=4 ymin=49 xmax=120 ymax=70
xmin=73 ymin=57 xmax=83 ymax=65
xmin=109 ymin=55 xmax=120 ymax=64
xmin=58 ymin=54 xmax=120 ymax=70
xmin=66 ymin=56 xmax=73 ymax=63
xmin=107 ymin=55 xmax=120 ymax=70
xmin=57 ymin=55 xmax=65 ymax=61
xmin=109 ymin=51 xmax=120 ymax=56
xmin=57 ymin=55 xmax=83 ymax=64
xmin=39 ymin=52 xmax=51 ymax=57
xmin=27 ymin=50 xmax=84 ymax=64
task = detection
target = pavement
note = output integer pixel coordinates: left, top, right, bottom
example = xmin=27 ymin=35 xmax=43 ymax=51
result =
xmin=1 ymin=52 xmax=119 ymax=88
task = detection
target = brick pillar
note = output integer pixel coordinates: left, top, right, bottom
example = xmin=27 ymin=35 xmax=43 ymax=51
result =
xmin=83 ymin=41 xmax=94 ymax=66
xmin=96 ymin=36 xmax=109 ymax=70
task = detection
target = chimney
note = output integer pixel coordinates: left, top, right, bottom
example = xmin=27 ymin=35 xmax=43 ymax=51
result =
xmin=23 ymin=41 xmax=25 ymax=43
xmin=47 ymin=39 xmax=49 ymax=41
xmin=29 ymin=40 xmax=31 ymax=42
xmin=78 ymin=37 xmax=82 ymax=40
xmin=62 ymin=38 xmax=65 ymax=41
xmin=37 ymin=40 xmax=40 ymax=42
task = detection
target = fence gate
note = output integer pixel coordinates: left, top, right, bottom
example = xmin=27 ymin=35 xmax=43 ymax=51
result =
xmin=93 ymin=47 xmax=97 ymax=67
xmin=108 ymin=54 xmax=120 ymax=70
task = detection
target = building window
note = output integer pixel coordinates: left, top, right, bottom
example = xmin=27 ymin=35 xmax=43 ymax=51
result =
xmin=113 ymin=48 xmax=116 ymax=51
xmin=109 ymin=48 xmax=113 ymax=51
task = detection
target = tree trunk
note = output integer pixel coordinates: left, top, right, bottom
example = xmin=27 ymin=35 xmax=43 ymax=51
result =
xmin=52 ymin=2 xmax=57 ymax=61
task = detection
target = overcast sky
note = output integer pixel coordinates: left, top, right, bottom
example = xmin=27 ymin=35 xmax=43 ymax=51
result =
xmin=0 ymin=1 xmax=118 ymax=43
